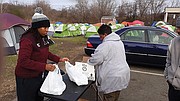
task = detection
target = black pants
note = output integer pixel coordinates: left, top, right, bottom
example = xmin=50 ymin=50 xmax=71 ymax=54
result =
xmin=16 ymin=75 xmax=44 ymax=101
xmin=168 ymin=82 xmax=180 ymax=101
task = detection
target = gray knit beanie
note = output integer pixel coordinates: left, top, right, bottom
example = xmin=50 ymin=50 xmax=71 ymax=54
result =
xmin=176 ymin=17 xmax=180 ymax=27
xmin=31 ymin=7 xmax=50 ymax=28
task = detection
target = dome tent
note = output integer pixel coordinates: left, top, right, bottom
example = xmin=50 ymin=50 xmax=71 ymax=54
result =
xmin=0 ymin=13 xmax=30 ymax=55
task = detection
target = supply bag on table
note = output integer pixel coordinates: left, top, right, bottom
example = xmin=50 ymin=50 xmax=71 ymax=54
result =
xmin=65 ymin=61 xmax=88 ymax=86
xmin=40 ymin=64 xmax=66 ymax=95
xmin=75 ymin=62 xmax=95 ymax=81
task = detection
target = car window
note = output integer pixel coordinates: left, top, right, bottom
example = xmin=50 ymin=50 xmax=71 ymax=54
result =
xmin=121 ymin=29 xmax=145 ymax=42
xmin=148 ymin=30 xmax=173 ymax=44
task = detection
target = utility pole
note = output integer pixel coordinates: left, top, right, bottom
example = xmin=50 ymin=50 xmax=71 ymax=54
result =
xmin=0 ymin=0 xmax=3 ymax=13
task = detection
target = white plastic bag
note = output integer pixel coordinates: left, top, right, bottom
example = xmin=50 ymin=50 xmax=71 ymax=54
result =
xmin=40 ymin=64 xmax=66 ymax=95
xmin=75 ymin=62 xmax=95 ymax=81
xmin=65 ymin=61 xmax=88 ymax=86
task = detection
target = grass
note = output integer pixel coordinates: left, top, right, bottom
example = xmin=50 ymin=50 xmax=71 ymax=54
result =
xmin=49 ymin=36 xmax=87 ymax=55
xmin=52 ymin=36 xmax=87 ymax=44
xmin=2 ymin=55 xmax=17 ymax=79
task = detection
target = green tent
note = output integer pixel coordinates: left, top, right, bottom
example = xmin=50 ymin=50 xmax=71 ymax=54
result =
xmin=53 ymin=24 xmax=69 ymax=38
xmin=85 ymin=25 xmax=99 ymax=38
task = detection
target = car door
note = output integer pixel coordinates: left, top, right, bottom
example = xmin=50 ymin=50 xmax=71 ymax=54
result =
xmin=146 ymin=29 xmax=174 ymax=66
xmin=120 ymin=29 xmax=148 ymax=64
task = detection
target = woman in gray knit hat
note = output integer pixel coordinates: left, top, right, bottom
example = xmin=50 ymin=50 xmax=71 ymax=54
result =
xmin=15 ymin=7 xmax=69 ymax=101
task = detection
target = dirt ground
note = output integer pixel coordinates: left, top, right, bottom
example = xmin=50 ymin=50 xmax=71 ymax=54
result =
xmin=0 ymin=37 xmax=87 ymax=101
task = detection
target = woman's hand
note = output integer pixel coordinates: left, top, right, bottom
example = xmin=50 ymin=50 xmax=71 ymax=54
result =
xmin=59 ymin=57 xmax=69 ymax=62
xmin=45 ymin=64 xmax=55 ymax=71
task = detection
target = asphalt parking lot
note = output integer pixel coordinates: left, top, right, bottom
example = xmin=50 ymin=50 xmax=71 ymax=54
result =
xmin=80 ymin=64 xmax=168 ymax=101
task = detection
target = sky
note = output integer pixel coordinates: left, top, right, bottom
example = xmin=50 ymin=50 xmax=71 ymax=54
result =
xmin=1 ymin=0 xmax=78 ymax=10
xmin=1 ymin=0 xmax=122 ymax=10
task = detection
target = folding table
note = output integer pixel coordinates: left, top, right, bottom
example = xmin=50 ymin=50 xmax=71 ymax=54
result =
xmin=39 ymin=74 xmax=95 ymax=101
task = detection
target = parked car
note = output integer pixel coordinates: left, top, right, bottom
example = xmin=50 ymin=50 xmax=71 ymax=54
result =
xmin=84 ymin=26 xmax=178 ymax=67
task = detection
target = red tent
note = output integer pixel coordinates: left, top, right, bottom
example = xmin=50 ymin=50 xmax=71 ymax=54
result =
xmin=0 ymin=13 xmax=30 ymax=30
xmin=132 ymin=20 xmax=144 ymax=26
xmin=122 ymin=20 xmax=144 ymax=26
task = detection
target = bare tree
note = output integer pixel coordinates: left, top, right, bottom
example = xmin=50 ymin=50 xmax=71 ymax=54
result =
xmin=74 ymin=0 xmax=89 ymax=23
xmin=2 ymin=0 xmax=180 ymax=25
xmin=116 ymin=0 xmax=127 ymax=22
xmin=149 ymin=0 xmax=166 ymax=21
xmin=0 ymin=0 xmax=9 ymax=13
xmin=135 ymin=0 xmax=151 ymax=18
xmin=116 ymin=0 xmax=136 ymax=22
xmin=89 ymin=0 xmax=117 ymax=23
